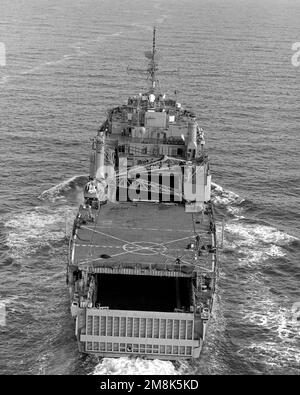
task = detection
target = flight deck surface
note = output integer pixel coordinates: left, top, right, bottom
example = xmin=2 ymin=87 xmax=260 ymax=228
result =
xmin=73 ymin=202 xmax=213 ymax=275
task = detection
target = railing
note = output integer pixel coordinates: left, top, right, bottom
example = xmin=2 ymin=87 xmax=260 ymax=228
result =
xmin=118 ymin=137 xmax=185 ymax=145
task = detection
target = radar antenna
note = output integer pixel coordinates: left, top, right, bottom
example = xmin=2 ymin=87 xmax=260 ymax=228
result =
xmin=128 ymin=27 xmax=170 ymax=92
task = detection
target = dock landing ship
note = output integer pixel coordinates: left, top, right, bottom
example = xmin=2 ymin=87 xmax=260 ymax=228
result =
xmin=67 ymin=28 xmax=218 ymax=360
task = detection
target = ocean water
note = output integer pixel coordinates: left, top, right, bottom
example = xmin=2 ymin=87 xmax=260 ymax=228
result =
xmin=0 ymin=0 xmax=299 ymax=375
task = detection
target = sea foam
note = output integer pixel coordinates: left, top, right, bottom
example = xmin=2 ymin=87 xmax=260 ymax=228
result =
xmin=92 ymin=357 xmax=183 ymax=375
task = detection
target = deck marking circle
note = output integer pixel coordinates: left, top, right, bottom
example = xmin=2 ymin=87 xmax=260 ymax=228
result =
xmin=123 ymin=241 xmax=167 ymax=255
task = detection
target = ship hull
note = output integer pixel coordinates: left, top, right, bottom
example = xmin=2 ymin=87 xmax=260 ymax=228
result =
xmin=67 ymin=28 xmax=218 ymax=360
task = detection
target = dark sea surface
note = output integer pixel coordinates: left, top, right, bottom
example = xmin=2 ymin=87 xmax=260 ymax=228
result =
xmin=0 ymin=0 xmax=299 ymax=375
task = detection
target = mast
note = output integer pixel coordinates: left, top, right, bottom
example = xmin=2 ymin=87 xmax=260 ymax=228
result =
xmin=147 ymin=26 xmax=159 ymax=92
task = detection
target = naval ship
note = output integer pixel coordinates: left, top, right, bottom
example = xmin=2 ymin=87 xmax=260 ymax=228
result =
xmin=67 ymin=28 xmax=218 ymax=360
